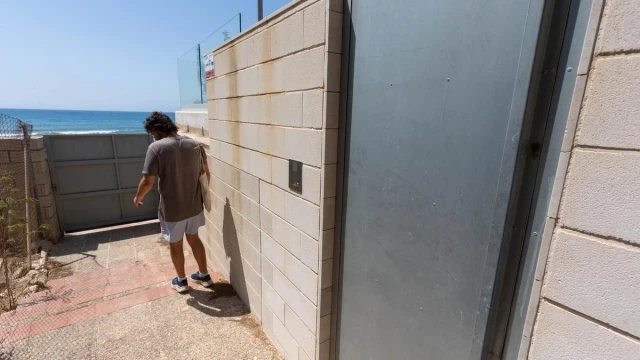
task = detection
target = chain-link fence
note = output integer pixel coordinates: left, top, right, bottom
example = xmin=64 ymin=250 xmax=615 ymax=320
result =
xmin=0 ymin=113 xmax=43 ymax=359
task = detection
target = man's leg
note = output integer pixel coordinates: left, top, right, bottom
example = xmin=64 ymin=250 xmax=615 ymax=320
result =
xmin=169 ymin=240 xmax=186 ymax=278
xmin=185 ymin=233 xmax=208 ymax=274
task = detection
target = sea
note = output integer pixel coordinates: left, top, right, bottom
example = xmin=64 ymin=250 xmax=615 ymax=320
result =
xmin=0 ymin=108 xmax=175 ymax=135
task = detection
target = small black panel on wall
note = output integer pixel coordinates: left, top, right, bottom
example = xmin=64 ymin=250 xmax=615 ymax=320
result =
xmin=289 ymin=159 xmax=302 ymax=193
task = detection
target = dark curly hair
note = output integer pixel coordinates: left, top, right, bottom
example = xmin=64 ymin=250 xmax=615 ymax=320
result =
xmin=143 ymin=111 xmax=178 ymax=134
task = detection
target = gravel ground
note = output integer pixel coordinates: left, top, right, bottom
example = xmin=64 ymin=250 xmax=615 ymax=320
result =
xmin=3 ymin=284 xmax=282 ymax=360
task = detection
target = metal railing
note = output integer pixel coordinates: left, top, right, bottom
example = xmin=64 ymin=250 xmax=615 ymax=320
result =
xmin=177 ymin=14 xmax=242 ymax=106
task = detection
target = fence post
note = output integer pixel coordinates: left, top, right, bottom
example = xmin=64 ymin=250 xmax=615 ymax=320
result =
xmin=197 ymin=44 xmax=204 ymax=104
xmin=20 ymin=123 xmax=31 ymax=270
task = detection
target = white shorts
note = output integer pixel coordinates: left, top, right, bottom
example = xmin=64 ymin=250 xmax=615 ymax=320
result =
xmin=160 ymin=211 xmax=205 ymax=243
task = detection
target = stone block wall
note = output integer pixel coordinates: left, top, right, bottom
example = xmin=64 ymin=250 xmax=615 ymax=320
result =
xmin=202 ymin=1 xmax=343 ymax=359
xmin=0 ymin=136 xmax=61 ymax=242
xmin=527 ymin=0 xmax=640 ymax=358
xmin=175 ymin=109 xmax=209 ymax=137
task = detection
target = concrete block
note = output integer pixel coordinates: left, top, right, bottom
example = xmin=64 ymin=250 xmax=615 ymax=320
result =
xmin=285 ymin=305 xmax=317 ymax=355
xmin=239 ymin=233 xmax=261 ymax=273
xmin=272 ymin=11 xmax=304 ymax=59
xmin=38 ymin=194 xmax=53 ymax=208
xmin=529 ymin=301 xmax=640 ymax=359
xmin=211 ymin=175 xmax=261 ymax=226
xmin=214 ymin=50 xmax=231 ymax=77
xmin=273 ymin=315 xmax=300 ymax=360
xmin=299 ymin=347 xmax=312 ymax=360
xmin=303 ymin=89 xmax=323 ymax=129
xmin=208 ymin=99 xmax=233 ymax=121
xmin=43 ymin=206 xmax=55 ymax=219
xmin=32 ymin=160 xmax=49 ymax=175
xmin=323 ymin=164 xmax=337 ymax=199
xmin=285 ymin=128 xmax=323 ymax=167
xmin=321 ymin=259 xmax=333 ymax=289
xmin=262 ymin=255 xmax=274 ymax=286
xmin=0 ymin=151 xmax=9 ymax=164
xmin=576 ymin=55 xmax=640 ymax=149
xmin=212 ymin=158 xmax=260 ymax=203
xmin=248 ymin=28 xmax=272 ymax=67
xmin=285 ymin=191 xmax=321 ymax=240
xmin=241 ymin=257 xmax=262 ymax=298
xmin=286 ymin=46 xmax=325 ymax=92
xmin=284 ymin=252 xmax=318 ymax=303
xmin=261 ymin=181 xmax=287 ymax=218
xmin=304 ymin=1 xmax=326 ymax=48
xmin=326 ymin=10 xmax=343 ymax=54
xmin=261 ymin=206 xmax=302 ymax=259
xmin=324 ymin=51 xmax=341 ymax=92
xmin=324 ymin=92 xmax=340 ymax=129
xmin=30 ymin=137 xmax=44 ymax=150
xmin=319 ymin=314 xmax=331 ymax=343
xmin=321 ymin=229 xmax=334 ymax=261
xmin=559 ymin=150 xmax=640 ymax=244
xmin=232 ymin=38 xmax=250 ymax=73
xmin=35 ymin=183 xmax=52 ymax=197
xmin=218 ymin=142 xmax=271 ymax=182
xmin=259 ymin=60 xmax=284 ymax=94
xmin=34 ymin=171 xmax=51 ymax=186
xmin=597 ymin=0 xmax=640 ymax=54
xmin=543 ymin=230 xmax=640 ymax=337
xmin=321 ymin=197 xmax=336 ymax=230
xmin=9 ymin=151 xmax=24 ymax=163
xmin=271 ymin=92 xmax=303 ymax=127
xmin=299 ymin=232 xmax=319 ymax=273
xmin=258 ymin=125 xmax=286 ymax=158
xmin=206 ymin=79 xmax=215 ymax=101
xmin=210 ymin=73 xmax=233 ymax=99
xmin=272 ymin=157 xmax=322 ymax=205
xmin=263 ymin=280 xmax=286 ymax=322
xmin=319 ymin=340 xmax=330 ymax=360
xmin=262 ymin=231 xmax=286 ymax=272
xmin=323 ymin=129 xmax=338 ymax=164
xmin=262 ymin=300 xmax=276 ymax=338
xmin=320 ymin=287 xmax=332 ymax=317
xmin=209 ymin=139 xmax=220 ymax=160
xmin=327 ymin=0 xmax=343 ymax=12
xmin=273 ymin=265 xmax=318 ymax=331
xmin=237 ymin=66 xmax=260 ymax=97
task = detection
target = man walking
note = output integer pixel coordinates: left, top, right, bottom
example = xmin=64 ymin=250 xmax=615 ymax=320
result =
xmin=134 ymin=111 xmax=212 ymax=293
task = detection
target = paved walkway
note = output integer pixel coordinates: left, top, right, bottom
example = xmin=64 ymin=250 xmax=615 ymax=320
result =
xmin=0 ymin=222 xmax=282 ymax=359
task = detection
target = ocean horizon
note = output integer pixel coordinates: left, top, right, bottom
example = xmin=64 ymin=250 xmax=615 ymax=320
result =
xmin=0 ymin=108 xmax=175 ymax=135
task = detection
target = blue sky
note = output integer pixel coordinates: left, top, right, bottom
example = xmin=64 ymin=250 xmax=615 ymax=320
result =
xmin=0 ymin=0 xmax=289 ymax=112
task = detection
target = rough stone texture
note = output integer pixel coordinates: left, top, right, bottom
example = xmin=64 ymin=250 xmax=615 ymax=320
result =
xmin=597 ymin=0 xmax=640 ymax=54
xmin=543 ymin=230 xmax=640 ymax=338
xmin=576 ymin=55 xmax=640 ymax=149
xmin=559 ymin=149 xmax=640 ymax=244
xmin=529 ymin=2 xmax=640 ymax=359
xmin=204 ymin=1 xmax=341 ymax=358
xmin=529 ymin=302 xmax=640 ymax=360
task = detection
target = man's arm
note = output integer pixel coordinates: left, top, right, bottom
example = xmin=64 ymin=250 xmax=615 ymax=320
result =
xmin=134 ymin=175 xmax=156 ymax=207
xmin=202 ymin=163 xmax=211 ymax=183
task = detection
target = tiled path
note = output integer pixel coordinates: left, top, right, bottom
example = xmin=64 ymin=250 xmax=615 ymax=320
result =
xmin=0 ymin=222 xmax=281 ymax=359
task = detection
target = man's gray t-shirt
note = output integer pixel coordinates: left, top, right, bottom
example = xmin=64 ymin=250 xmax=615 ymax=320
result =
xmin=142 ymin=135 xmax=204 ymax=222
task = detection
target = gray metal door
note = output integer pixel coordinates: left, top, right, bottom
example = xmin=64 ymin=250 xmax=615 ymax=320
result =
xmin=44 ymin=134 xmax=159 ymax=232
xmin=337 ymin=0 xmax=547 ymax=359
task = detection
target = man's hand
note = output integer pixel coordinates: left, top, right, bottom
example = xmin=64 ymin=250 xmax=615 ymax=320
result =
xmin=134 ymin=196 xmax=144 ymax=207
xmin=134 ymin=175 xmax=155 ymax=208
